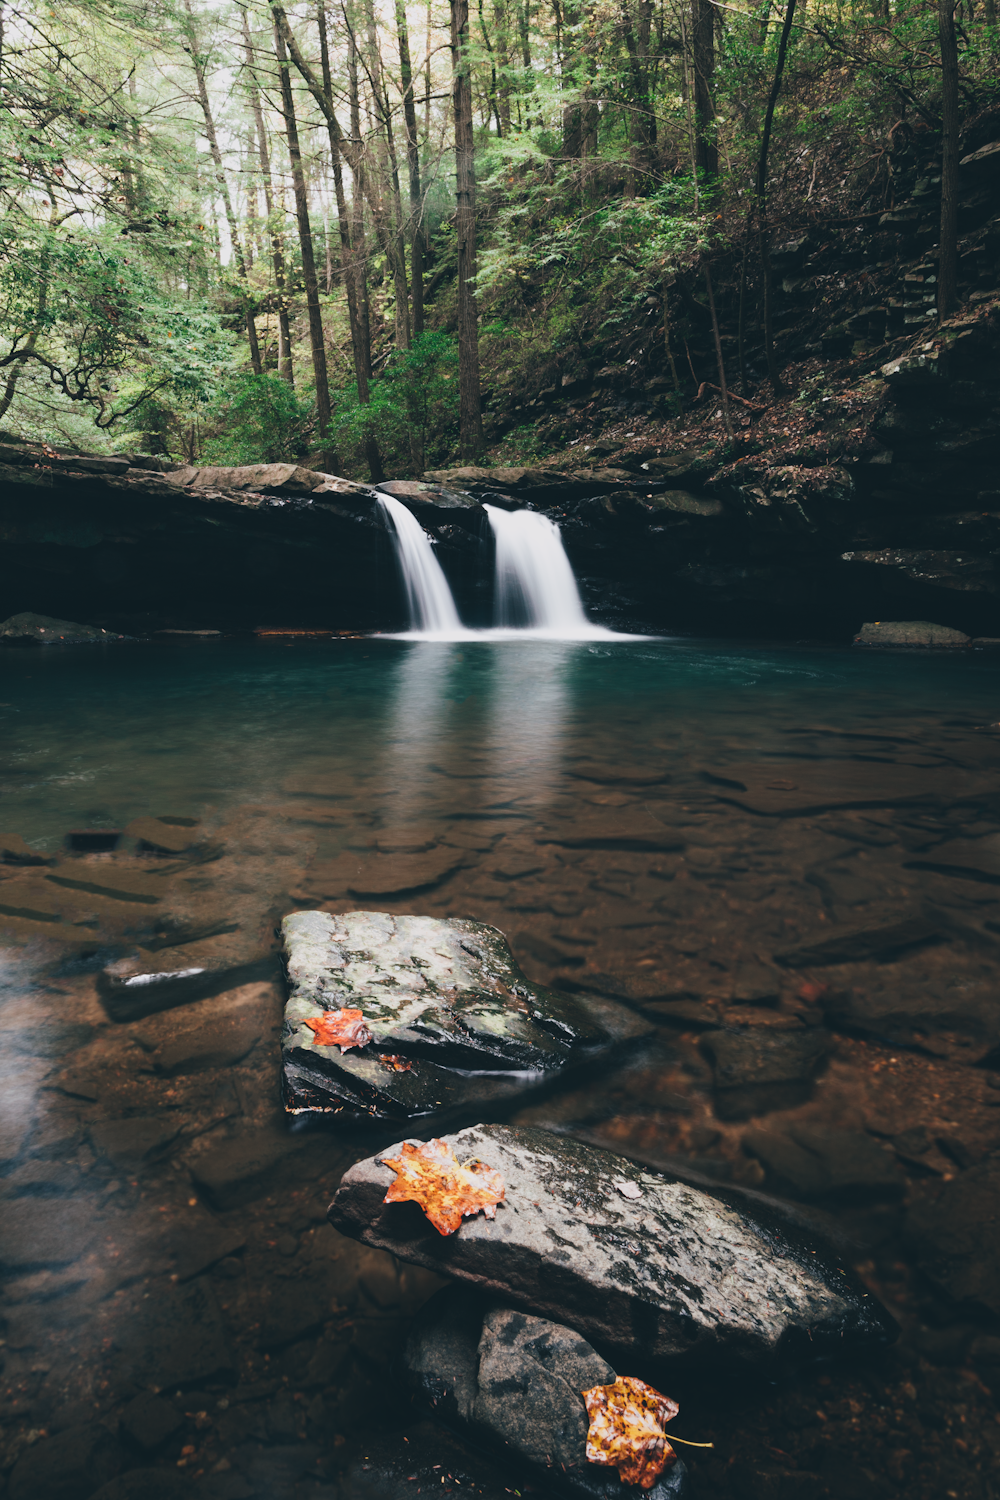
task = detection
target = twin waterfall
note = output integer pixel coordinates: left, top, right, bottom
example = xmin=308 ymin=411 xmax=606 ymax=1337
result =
xmin=377 ymin=495 xmax=609 ymax=640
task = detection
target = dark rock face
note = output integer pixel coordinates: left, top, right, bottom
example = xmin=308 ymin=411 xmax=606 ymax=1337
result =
xmin=904 ymin=1161 xmax=1000 ymax=1314
xmin=330 ymin=1123 xmax=896 ymax=1374
xmin=7 ymin=1422 xmax=123 ymax=1500
xmin=743 ymin=1128 xmax=904 ymax=1206
xmin=281 ymin=911 xmax=649 ymax=1123
xmin=404 ymin=1288 xmax=689 ymax=1500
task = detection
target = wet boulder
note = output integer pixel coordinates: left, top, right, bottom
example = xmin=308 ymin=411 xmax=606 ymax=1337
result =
xmin=853 ymin=620 xmax=971 ymax=647
xmin=330 ymin=1123 xmax=896 ymax=1375
xmin=0 ymin=611 xmax=122 ymax=644
xmin=404 ymin=1287 xmax=689 ymax=1500
xmin=280 ymin=911 xmax=649 ymax=1123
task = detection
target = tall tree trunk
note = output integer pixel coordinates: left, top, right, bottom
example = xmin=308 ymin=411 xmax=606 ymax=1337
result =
xmin=240 ymin=8 xmax=292 ymax=383
xmin=451 ymin=0 xmax=485 ymax=460
xmin=755 ymin=0 xmax=797 ymax=394
xmin=274 ymin=0 xmax=383 ymax=477
xmin=621 ymin=0 xmax=656 ymax=182
xmin=360 ymin=0 xmax=411 ymax=349
xmin=273 ymin=13 xmax=332 ymax=444
xmin=315 ymin=3 xmax=372 ymax=391
xmin=691 ymin=0 xmax=717 ymax=176
xmin=184 ymin=0 xmax=261 ymax=374
xmin=396 ymin=0 xmax=425 ymax=335
xmin=938 ymin=0 xmax=959 ymax=318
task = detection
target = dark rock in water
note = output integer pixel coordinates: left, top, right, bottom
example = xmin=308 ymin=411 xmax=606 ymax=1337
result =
xmin=342 ymin=1420 xmax=524 ymax=1500
xmin=112 ymin=1276 xmax=235 ymax=1389
xmin=853 ymin=620 xmax=971 ymax=647
xmin=0 ymin=610 xmax=121 ymax=644
xmin=0 ymin=832 xmax=53 ymax=865
xmin=119 ymin=1391 xmax=183 ymax=1450
xmin=99 ymin=947 xmax=276 ymax=1022
xmin=330 ymin=1123 xmax=896 ymax=1375
xmin=405 ymin=1288 xmax=688 ymax=1500
xmin=904 ymin=1160 xmax=1000 ymax=1314
xmin=7 ymin=1422 xmax=123 ymax=1500
xmin=743 ymin=1127 xmax=904 ymax=1206
xmin=125 ymin=814 xmax=202 ymax=854
xmin=89 ymin=1474 xmax=191 ymax=1500
xmin=700 ymin=1026 xmax=832 ymax=1119
xmin=281 ymin=911 xmax=650 ymax=1123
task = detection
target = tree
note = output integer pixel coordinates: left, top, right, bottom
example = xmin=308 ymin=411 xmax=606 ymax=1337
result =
xmin=451 ymin=0 xmax=484 ymax=462
xmin=271 ymin=6 xmax=333 ymax=447
xmin=938 ymin=0 xmax=959 ymax=318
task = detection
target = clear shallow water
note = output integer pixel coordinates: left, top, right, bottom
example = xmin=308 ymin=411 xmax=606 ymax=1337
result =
xmin=2 ymin=637 xmax=1000 ymax=1493
xmin=2 ymin=636 xmax=998 ymax=847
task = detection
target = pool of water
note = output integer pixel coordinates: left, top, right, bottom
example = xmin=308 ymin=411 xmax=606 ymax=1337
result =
xmin=2 ymin=636 xmax=999 ymax=1496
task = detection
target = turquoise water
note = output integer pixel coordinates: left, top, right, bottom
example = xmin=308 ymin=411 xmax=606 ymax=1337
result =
xmin=1 ymin=637 xmax=997 ymax=848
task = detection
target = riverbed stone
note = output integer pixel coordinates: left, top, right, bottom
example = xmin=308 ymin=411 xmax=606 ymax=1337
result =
xmin=281 ymin=910 xmax=649 ymax=1122
xmin=0 ymin=610 xmax=120 ymax=644
xmin=904 ymin=1160 xmax=1000 ymax=1314
xmin=404 ymin=1289 xmax=689 ymax=1500
xmin=8 ymin=1422 xmax=123 ymax=1500
xmin=700 ymin=1026 xmax=832 ymax=1119
xmin=853 ymin=620 xmax=971 ymax=647
xmin=330 ymin=1123 xmax=896 ymax=1374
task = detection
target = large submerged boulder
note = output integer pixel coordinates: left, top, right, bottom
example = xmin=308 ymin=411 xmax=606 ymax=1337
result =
xmin=281 ymin=911 xmax=648 ymax=1122
xmin=330 ymin=1122 xmax=897 ymax=1375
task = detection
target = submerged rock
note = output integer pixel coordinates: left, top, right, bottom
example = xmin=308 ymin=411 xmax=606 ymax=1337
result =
xmin=0 ymin=610 xmax=121 ymax=644
xmin=853 ymin=620 xmax=971 ymax=647
xmin=281 ymin=911 xmax=649 ymax=1123
xmin=405 ymin=1287 xmax=688 ymax=1500
xmin=330 ymin=1122 xmax=896 ymax=1374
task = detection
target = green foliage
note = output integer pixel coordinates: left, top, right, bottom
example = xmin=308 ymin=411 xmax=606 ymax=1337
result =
xmin=199 ymin=373 xmax=314 ymax=465
xmin=328 ymin=331 xmax=460 ymax=474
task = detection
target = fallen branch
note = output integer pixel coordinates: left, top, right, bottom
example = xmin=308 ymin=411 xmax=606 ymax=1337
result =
xmin=695 ymin=381 xmax=767 ymax=411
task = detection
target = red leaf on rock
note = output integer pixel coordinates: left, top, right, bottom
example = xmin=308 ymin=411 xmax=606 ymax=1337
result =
xmin=583 ymin=1376 xmax=680 ymax=1489
xmin=303 ymin=1007 xmax=372 ymax=1052
xmin=380 ymin=1138 xmax=505 ymax=1235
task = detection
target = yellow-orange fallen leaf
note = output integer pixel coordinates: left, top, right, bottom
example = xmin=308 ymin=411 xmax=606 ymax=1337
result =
xmin=303 ymin=1007 xmax=372 ymax=1052
xmin=381 ymin=1138 xmax=505 ymax=1235
xmin=583 ymin=1376 xmax=679 ymax=1489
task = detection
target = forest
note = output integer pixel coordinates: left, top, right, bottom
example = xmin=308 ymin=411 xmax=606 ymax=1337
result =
xmin=1 ymin=0 xmax=998 ymax=481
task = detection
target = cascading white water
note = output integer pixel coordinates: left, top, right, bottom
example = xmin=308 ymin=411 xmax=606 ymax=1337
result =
xmin=378 ymin=495 xmax=465 ymax=636
xmin=485 ymin=504 xmax=592 ymax=633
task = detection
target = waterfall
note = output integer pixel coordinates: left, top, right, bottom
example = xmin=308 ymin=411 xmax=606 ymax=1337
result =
xmin=485 ymin=504 xmax=592 ymax=633
xmin=378 ymin=495 xmax=465 ymax=636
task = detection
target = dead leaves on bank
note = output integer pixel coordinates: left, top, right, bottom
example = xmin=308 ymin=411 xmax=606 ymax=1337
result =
xmin=303 ymin=1007 xmax=372 ymax=1052
xmin=380 ymin=1137 xmax=505 ymax=1235
xmin=584 ymin=1376 xmax=680 ymax=1488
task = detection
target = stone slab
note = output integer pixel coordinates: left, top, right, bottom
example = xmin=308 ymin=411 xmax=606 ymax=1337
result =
xmin=330 ymin=1123 xmax=896 ymax=1375
xmin=281 ymin=911 xmax=650 ymax=1124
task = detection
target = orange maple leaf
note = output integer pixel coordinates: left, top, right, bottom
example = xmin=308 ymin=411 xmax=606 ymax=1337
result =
xmin=380 ymin=1138 xmax=505 ymax=1235
xmin=303 ymin=1007 xmax=372 ymax=1052
xmin=583 ymin=1376 xmax=680 ymax=1489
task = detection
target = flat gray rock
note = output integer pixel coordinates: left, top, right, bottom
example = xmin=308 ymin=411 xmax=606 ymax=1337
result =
xmin=405 ymin=1288 xmax=688 ymax=1500
xmin=331 ymin=1123 xmax=896 ymax=1374
xmin=281 ymin=911 xmax=648 ymax=1123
